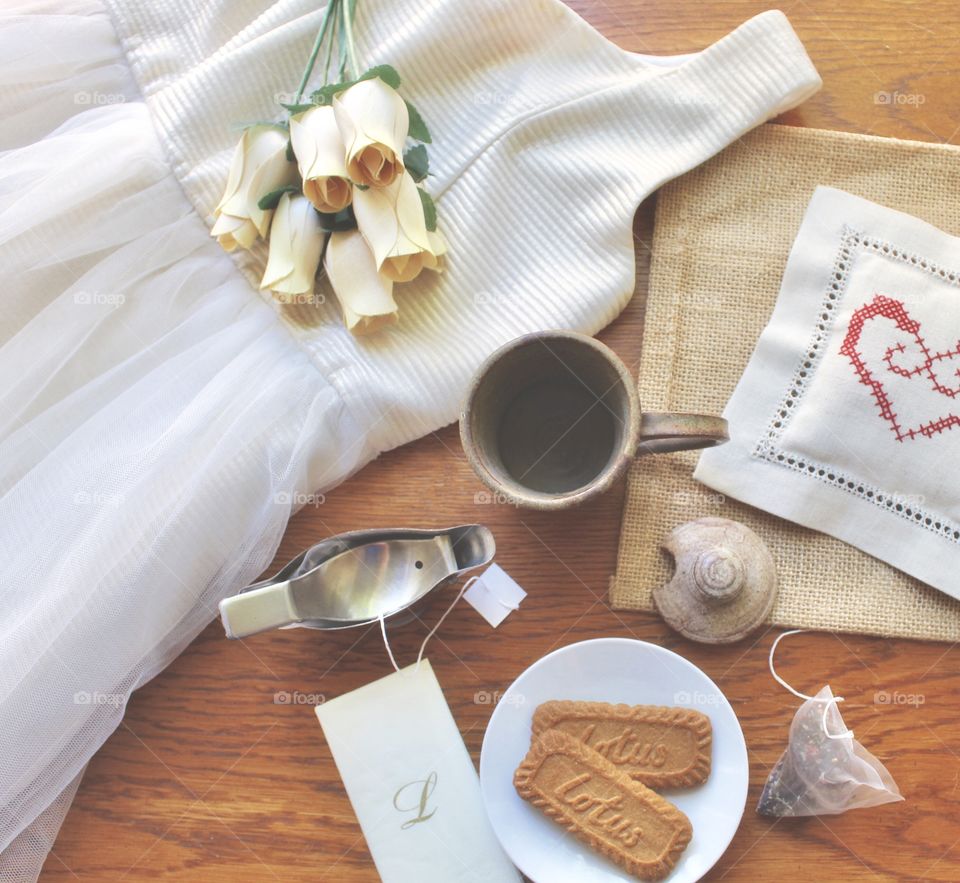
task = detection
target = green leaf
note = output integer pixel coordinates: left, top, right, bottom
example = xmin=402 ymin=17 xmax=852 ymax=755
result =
xmin=310 ymin=84 xmax=339 ymax=106
xmin=257 ymin=185 xmax=301 ymax=211
xmin=360 ymin=63 xmax=401 ymax=89
xmin=280 ymin=102 xmax=316 ymax=114
xmin=285 ymin=138 xmax=295 ymax=162
xmin=309 ymin=64 xmax=403 ymax=106
xmin=417 ymin=188 xmax=437 ymax=232
xmin=404 ymin=144 xmax=429 ymax=182
xmin=405 ymin=100 xmax=431 ymax=143
xmin=317 ymin=206 xmax=358 ymax=232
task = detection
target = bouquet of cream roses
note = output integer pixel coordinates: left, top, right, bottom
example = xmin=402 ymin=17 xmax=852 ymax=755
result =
xmin=210 ymin=0 xmax=444 ymax=334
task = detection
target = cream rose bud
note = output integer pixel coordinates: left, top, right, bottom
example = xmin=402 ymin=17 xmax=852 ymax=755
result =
xmin=353 ymin=172 xmax=444 ymax=283
xmin=333 ymin=78 xmax=409 ymax=188
xmin=290 ymin=106 xmax=352 ymax=214
xmin=211 ymin=125 xmax=296 ymax=252
xmin=324 ymin=230 xmax=398 ymax=335
xmin=259 ymin=193 xmax=326 ymax=300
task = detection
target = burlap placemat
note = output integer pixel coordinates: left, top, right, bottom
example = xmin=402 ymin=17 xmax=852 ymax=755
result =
xmin=611 ymin=124 xmax=960 ymax=642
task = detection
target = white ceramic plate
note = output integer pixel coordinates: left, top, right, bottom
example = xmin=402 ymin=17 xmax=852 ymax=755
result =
xmin=479 ymin=638 xmax=748 ymax=883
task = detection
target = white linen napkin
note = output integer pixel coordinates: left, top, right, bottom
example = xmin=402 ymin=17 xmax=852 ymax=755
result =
xmin=315 ymin=659 xmax=520 ymax=883
xmin=697 ymin=186 xmax=960 ymax=599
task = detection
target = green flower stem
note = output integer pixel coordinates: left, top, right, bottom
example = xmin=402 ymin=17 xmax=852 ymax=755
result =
xmin=341 ymin=0 xmax=361 ymax=80
xmin=322 ymin=0 xmax=340 ymax=83
xmin=294 ymin=0 xmax=340 ymax=104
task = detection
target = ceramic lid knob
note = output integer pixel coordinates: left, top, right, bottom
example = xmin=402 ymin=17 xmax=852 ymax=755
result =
xmin=693 ymin=548 xmax=745 ymax=604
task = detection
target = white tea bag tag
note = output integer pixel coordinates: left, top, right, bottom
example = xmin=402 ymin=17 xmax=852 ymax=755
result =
xmin=315 ymin=659 xmax=520 ymax=883
xmin=463 ymin=564 xmax=527 ymax=628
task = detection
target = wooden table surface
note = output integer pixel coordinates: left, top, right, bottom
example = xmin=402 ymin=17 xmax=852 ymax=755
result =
xmin=41 ymin=1 xmax=960 ymax=880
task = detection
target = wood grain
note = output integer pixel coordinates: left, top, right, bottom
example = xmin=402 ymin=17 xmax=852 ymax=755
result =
xmin=39 ymin=1 xmax=960 ymax=880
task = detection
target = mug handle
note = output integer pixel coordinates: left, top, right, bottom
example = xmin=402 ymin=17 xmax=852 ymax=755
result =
xmin=636 ymin=412 xmax=728 ymax=455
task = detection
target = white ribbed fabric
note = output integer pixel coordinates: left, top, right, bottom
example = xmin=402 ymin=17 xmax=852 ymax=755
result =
xmin=106 ymin=0 xmax=822 ymax=453
xmin=0 ymin=0 xmax=820 ymax=879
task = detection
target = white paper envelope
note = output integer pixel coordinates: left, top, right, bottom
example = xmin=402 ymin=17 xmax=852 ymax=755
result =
xmin=315 ymin=659 xmax=520 ymax=883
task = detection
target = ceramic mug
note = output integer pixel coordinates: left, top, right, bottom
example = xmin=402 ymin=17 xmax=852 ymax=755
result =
xmin=460 ymin=331 xmax=728 ymax=510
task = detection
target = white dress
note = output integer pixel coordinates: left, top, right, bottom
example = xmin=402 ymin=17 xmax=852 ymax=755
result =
xmin=0 ymin=0 xmax=820 ymax=877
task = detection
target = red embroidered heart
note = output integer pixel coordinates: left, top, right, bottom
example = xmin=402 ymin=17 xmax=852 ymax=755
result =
xmin=840 ymin=294 xmax=960 ymax=441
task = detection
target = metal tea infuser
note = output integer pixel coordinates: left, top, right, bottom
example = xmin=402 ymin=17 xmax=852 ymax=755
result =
xmin=219 ymin=524 xmax=495 ymax=639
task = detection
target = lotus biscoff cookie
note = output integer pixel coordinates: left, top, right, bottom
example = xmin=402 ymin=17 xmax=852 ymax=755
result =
xmin=532 ymin=701 xmax=712 ymax=788
xmin=514 ymin=729 xmax=693 ymax=881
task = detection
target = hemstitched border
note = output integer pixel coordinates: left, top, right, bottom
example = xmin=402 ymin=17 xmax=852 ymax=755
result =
xmin=752 ymin=226 xmax=960 ymax=544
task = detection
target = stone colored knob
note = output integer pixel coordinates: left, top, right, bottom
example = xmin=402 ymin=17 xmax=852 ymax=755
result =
xmin=693 ymin=547 xmax=745 ymax=603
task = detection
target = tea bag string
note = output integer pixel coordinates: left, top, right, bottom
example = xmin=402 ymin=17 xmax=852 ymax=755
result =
xmin=769 ymin=630 xmax=854 ymax=741
xmin=379 ymin=575 xmax=479 ymax=675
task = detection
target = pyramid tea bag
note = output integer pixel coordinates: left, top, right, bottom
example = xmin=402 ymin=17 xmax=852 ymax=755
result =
xmin=757 ymin=684 xmax=902 ymax=817
xmin=759 ymin=633 xmax=902 ymax=818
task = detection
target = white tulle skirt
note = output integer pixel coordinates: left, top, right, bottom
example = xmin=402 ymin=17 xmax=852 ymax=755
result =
xmin=0 ymin=4 xmax=366 ymax=879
